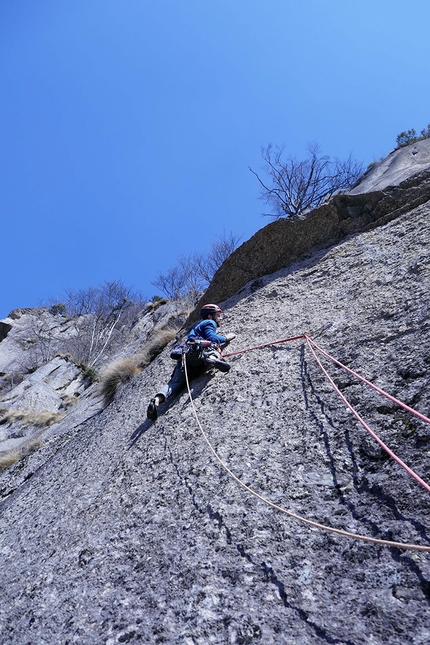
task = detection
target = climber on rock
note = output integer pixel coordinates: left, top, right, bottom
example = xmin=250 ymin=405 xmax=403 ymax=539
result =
xmin=147 ymin=303 xmax=235 ymax=421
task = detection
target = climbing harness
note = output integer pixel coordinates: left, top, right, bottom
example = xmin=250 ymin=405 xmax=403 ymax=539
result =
xmin=172 ymin=338 xmax=231 ymax=372
xmin=183 ymin=334 xmax=430 ymax=552
xmin=170 ymin=338 xmax=212 ymax=360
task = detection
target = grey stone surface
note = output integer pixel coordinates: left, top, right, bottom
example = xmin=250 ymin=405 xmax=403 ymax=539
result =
xmin=0 ymin=438 xmax=25 ymax=452
xmin=349 ymin=139 xmax=430 ymax=194
xmin=0 ymin=310 xmax=78 ymax=373
xmin=0 ymin=171 xmax=430 ymax=644
xmin=1 ymin=357 xmax=82 ymax=413
xmin=0 ymin=355 xmax=93 ymax=454
xmin=0 ymin=301 xmax=189 ymax=456
xmin=5 ymin=380 xmax=63 ymax=413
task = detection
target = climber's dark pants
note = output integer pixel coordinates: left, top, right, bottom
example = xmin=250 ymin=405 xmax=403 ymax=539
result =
xmin=156 ymin=352 xmax=205 ymax=402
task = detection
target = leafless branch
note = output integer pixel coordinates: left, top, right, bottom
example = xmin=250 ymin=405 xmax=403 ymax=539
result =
xmin=152 ymin=231 xmax=241 ymax=301
xmin=250 ymin=142 xmax=363 ymax=219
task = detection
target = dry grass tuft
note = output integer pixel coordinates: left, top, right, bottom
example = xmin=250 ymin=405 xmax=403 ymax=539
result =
xmin=31 ymin=412 xmax=64 ymax=427
xmin=0 ymin=409 xmax=63 ymax=428
xmin=99 ymin=325 xmax=180 ymax=407
xmin=0 ymin=409 xmax=26 ymax=424
xmin=0 ymin=451 xmax=20 ymax=470
xmin=136 ymin=327 xmax=179 ymax=369
xmin=0 ymin=437 xmax=42 ymax=471
xmin=145 ymin=298 xmax=168 ymax=312
xmin=99 ymin=358 xmax=141 ymax=406
xmin=21 ymin=437 xmax=42 ymax=453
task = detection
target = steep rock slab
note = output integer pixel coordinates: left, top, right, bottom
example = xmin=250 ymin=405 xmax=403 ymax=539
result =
xmin=350 ymin=138 xmax=430 ymax=194
xmin=1 ymin=357 xmax=82 ymax=411
xmin=0 ymin=310 xmax=78 ymax=373
xmin=4 ymin=380 xmax=63 ymax=414
xmin=0 ymin=200 xmax=430 ymax=644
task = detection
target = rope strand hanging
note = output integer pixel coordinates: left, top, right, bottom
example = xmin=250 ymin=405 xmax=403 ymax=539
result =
xmin=224 ymin=332 xmax=430 ymax=492
xmin=182 ymin=344 xmax=430 ymax=553
xmin=304 ymin=335 xmax=430 ymax=494
xmin=306 ymin=335 xmax=430 ymax=425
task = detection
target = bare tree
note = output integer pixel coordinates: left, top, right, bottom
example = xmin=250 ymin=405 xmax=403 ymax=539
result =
xmin=152 ymin=231 xmax=241 ymax=302
xmin=194 ymin=231 xmax=242 ymax=283
xmin=63 ymin=281 xmax=145 ymax=367
xmin=152 ymin=264 xmax=190 ymax=301
xmin=152 ymin=256 xmax=207 ymax=303
xmin=5 ymin=282 xmax=145 ymax=378
xmin=250 ymin=142 xmax=363 ymax=220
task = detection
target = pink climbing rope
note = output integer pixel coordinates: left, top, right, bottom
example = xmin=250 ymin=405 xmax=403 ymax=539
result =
xmin=223 ymin=334 xmax=305 ymax=358
xmin=183 ymin=341 xmax=430 ymax=551
xmin=222 ymin=330 xmax=430 ymax=492
xmin=305 ymin=335 xmax=430 ymax=494
xmin=223 ymin=331 xmax=430 ymax=493
xmin=305 ymin=335 xmax=430 ymax=426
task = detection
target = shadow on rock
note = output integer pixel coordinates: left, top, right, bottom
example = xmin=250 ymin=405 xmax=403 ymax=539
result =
xmin=128 ymin=372 xmax=214 ymax=448
xmin=128 ymin=419 xmax=153 ymax=447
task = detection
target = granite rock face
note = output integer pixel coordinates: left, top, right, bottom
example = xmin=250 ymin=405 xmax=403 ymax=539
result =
xmin=2 ymin=357 xmax=82 ymax=413
xmin=0 ymin=300 xmax=189 ymax=459
xmin=0 ymin=170 xmax=430 ymax=644
xmin=0 ymin=347 xmax=99 ymax=457
xmin=349 ymin=138 xmax=430 ymax=194
xmin=0 ymin=309 xmax=78 ymax=374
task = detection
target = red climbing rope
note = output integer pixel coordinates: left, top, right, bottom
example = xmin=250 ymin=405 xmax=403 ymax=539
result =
xmin=223 ymin=334 xmax=305 ymax=358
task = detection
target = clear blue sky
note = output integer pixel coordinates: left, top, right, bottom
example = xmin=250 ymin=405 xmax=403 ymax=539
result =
xmin=1 ymin=0 xmax=429 ymax=318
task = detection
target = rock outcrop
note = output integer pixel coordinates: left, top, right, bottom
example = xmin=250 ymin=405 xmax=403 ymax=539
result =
xmin=349 ymin=138 xmax=430 ymax=194
xmin=0 ymin=151 xmax=430 ymax=644
xmin=191 ymin=140 xmax=430 ymax=322
xmin=0 ymin=300 xmax=188 ymax=462
xmin=0 ymin=312 xmax=102 ymax=458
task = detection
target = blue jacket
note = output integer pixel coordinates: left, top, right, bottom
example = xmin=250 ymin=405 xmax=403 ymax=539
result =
xmin=187 ymin=319 xmax=227 ymax=345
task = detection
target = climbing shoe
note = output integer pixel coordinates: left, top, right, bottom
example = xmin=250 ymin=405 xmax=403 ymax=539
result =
xmin=213 ymin=359 xmax=231 ymax=373
xmin=203 ymin=353 xmax=231 ymax=372
xmin=147 ymin=399 xmax=158 ymax=421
